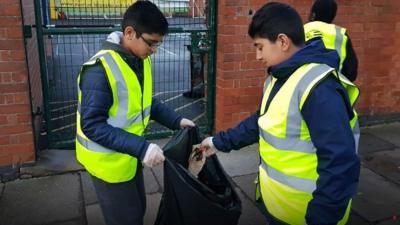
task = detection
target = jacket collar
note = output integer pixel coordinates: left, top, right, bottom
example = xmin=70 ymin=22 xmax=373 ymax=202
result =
xmin=268 ymin=39 xmax=340 ymax=80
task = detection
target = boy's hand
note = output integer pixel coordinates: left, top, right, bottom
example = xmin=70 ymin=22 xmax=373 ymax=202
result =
xmin=180 ymin=118 xmax=196 ymax=128
xmin=200 ymin=137 xmax=217 ymax=157
xmin=142 ymin=143 xmax=165 ymax=167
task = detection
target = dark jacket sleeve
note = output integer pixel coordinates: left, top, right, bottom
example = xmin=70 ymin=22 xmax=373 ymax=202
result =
xmin=150 ymin=98 xmax=182 ymax=130
xmin=212 ymin=111 xmax=260 ymax=152
xmin=341 ymin=35 xmax=358 ymax=82
xmin=302 ymin=76 xmax=360 ymax=225
xmin=79 ymin=64 xmax=150 ymax=160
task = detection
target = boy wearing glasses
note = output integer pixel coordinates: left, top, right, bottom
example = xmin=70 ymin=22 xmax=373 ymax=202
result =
xmin=75 ymin=1 xmax=195 ymax=225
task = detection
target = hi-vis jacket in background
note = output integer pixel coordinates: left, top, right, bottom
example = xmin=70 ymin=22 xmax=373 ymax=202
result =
xmin=76 ymin=49 xmax=152 ymax=183
xmin=304 ymin=21 xmax=358 ymax=82
xmin=304 ymin=21 xmax=347 ymax=71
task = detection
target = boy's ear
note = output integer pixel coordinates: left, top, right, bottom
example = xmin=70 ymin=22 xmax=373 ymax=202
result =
xmin=277 ymin=34 xmax=291 ymax=51
xmin=123 ymin=26 xmax=136 ymax=40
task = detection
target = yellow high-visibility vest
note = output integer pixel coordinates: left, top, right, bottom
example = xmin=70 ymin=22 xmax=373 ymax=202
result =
xmin=304 ymin=21 xmax=348 ymax=71
xmin=76 ymin=50 xmax=152 ymax=183
xmin=256 ymin=63 xmax=359 ymax=225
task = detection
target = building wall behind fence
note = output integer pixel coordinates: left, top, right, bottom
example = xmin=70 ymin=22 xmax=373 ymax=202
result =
xmin=0 ymin=1 xmax=35 ymax=166
xmin=215 ymin=0 xmax=400 ymax=131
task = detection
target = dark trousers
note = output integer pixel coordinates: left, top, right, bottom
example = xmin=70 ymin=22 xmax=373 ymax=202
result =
xmin=91 ymin=165 xmax=146 ymax=225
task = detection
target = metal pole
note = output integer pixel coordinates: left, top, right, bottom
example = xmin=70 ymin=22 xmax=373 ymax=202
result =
xmin=34 ymin=0 xmax=51 ymax=147
xmin=207 ymin=0 xmax=217 ymax=133
xmin=192 ymin=0 xmax=194 ymax=18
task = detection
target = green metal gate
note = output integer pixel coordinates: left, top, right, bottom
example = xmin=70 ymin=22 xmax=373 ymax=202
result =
xmin=31 ymin=0 xmax=216 ymax=149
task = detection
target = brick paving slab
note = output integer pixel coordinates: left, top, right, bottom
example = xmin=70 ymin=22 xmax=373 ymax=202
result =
xmin=144 ymin=167 xmax=161 ymax=194
xmin=362 ymin=123 xmax=400 ymax=147
xmin=86 ymin=203 xmax=106 ymax=225
xmin=144 ymin=193 xmax=162 ymax=225
xmin=235 ymin=187 xmax=266 ymax=225
xmin=233 ymin=173 xmax=257 ymax=201
xmin=217 ymin=145 xmax=260 ymax=177
xmin=362 ymin=149 xmax=400 ymax=185
xmin=359 ymin=133 xmax=397 ymax=155
xmin=352 ymin=167 xmax=400 ymax=223
xmin=0 ymin=174 xmax=82 ymax=225
xmin=80 ymin=171 xmax=98 ymax=205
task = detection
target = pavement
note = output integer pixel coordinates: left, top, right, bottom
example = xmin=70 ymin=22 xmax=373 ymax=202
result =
xmin=1 ymin=122 xmax=400 ymax=225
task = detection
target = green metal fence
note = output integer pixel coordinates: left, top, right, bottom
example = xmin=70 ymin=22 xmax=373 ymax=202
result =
xmin=32 ymin=0 xmax=216 ymax=149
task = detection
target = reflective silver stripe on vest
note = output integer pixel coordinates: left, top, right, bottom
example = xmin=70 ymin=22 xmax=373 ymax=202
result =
xmin=76 ymin=134 xmax=114 ymax=153
xmin=260 ymin=159 xmax=316 ymax=193
xmin=260 ymin=64 xmax=333 ymax=153
xmin=78 ymin=52 xmax=148 ymax=129
xmin=77 ymin=52 xmax=113 ymax=114
xmin=353 ymin=120 xmax=360 ymax=154
xmin=335 ymin=26 xmax=343 ymax=64
xmin=259 ymin=129 xmax=316 ymax=153
xmin=97 ymin=53 xmax=143 ymax=129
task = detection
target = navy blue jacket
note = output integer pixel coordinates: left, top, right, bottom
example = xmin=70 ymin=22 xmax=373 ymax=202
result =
xmin=79 ymin=40 xmax=182 ymax=161
xmin=213 ymin=40 xmax=360 ymax=225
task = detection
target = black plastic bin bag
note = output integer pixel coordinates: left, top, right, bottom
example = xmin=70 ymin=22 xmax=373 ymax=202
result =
xmin=154 ymin=127 xmax=242 ymax=225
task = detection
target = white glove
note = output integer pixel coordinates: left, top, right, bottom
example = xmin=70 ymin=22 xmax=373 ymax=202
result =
xmin=180 ymin=118 xmax=196 ymax=128
xmin=200 ymin=137 xmax=217 ymax=157
xmin=142 ymin=143 xmax=165 ymax=167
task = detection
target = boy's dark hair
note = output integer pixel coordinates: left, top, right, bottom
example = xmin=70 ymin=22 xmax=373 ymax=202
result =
xmin=122 ymin=0 xmax=168 ymax=36
xmin=309 ymin=0 xmax=337 ymax=23
xmin=248 ymin=2 xmax=305 ymax=47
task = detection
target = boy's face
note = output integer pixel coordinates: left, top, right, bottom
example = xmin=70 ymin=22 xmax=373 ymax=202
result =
xmin=123 ymin=26 xmax=163 ymax=59
xmin=253 ymin=34 xmax=290 ymax=69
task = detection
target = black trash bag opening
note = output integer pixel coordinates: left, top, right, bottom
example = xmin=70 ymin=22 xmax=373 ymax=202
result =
xmin=155 ymin=127 xmax=241 ymax=225
xmin=162 ymin=126 xmax=202 ymax=168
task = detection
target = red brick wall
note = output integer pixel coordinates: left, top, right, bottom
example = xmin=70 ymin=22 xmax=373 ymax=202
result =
xmin=215 ymin=0 xmax=400 ymax=131
xmin=0 ymin=1 xmax=35 ymax=166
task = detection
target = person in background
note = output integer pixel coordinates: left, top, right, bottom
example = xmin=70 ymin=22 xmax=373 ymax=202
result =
xmin=75 ymin=1 xmax=195 ymax=225
xmin=304 ymin=0 xmax=358 ymax=81
xmin=201 ymin=2 xmax=360 ymax=224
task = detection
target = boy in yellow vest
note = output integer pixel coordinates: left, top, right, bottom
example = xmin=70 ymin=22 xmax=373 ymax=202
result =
xmin=75 ymin=1 xmax=195 ymax=225
xmin=201 ymin=2 xmax=360 ymax=225
xmin=304 ymin=0 xmax=358 ymax=82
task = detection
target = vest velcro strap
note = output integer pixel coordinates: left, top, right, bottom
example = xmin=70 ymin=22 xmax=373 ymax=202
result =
xmin=76 ymin=134 xmax=114 ymax=153
xmin=260 ymin=160 xmax=316 ymax=193
xmin=107 ymin=106 xmax=151 ymax=128
xmin=259 ymin=129 xmax=316 ymax=153
xmin=126 ymin=106 xmax=150 ymax=124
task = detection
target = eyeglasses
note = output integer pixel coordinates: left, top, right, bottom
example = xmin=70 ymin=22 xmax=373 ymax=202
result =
xmin=138 ymin=33 xmax=162 ymax=48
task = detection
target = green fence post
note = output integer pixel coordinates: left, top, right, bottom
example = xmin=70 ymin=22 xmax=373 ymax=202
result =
xmin=207 ymin=0 xmax=217 ymax=133
xmin=34 ymin=0 xmax=51 ymax=147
